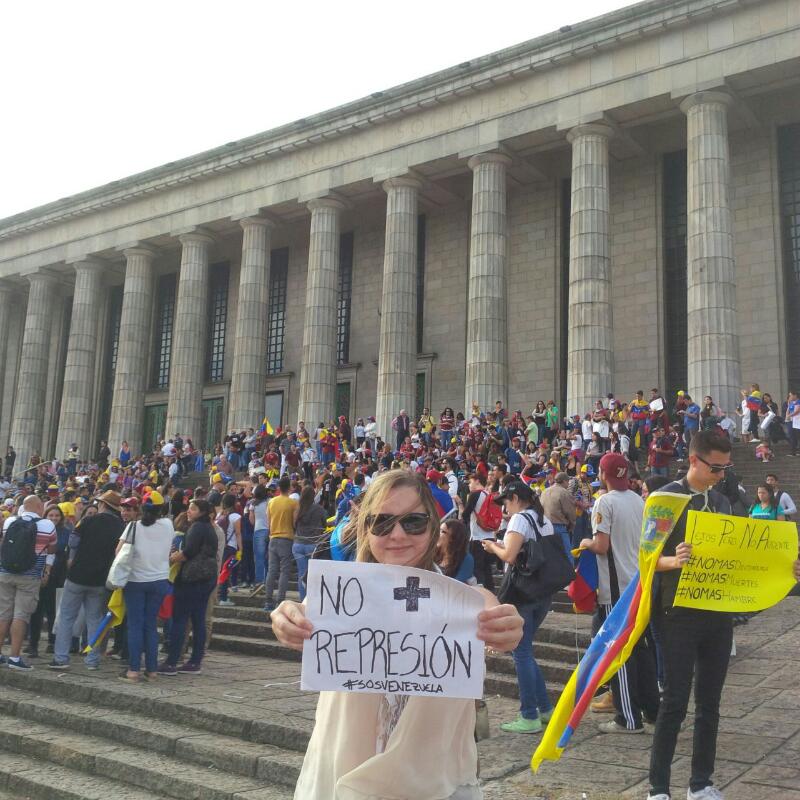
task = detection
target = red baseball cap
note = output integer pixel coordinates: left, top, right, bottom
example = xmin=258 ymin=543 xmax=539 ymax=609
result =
xmin=599 ymin=453 xmax=630 ymax=491
xmin=425 ymin=469 xmax=443 ymax=483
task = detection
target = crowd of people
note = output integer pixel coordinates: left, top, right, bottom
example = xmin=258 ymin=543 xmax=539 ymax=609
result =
xmin=0 ymin=386 xmax=797 ymax=800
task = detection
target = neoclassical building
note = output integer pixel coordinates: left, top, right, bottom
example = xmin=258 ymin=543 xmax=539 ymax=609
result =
xmin=0 ymin=0 xmax=798 ymax=469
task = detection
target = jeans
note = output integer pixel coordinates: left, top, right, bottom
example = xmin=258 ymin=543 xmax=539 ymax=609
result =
xmin=649 ymin=608 xmax=733 ymax=796
xmin=571 ymin=513 xmax=590 ymax=549
xmin=551 ymin=523 xmax=572 ymax=559
xmin=265 ymin=537 xmax=294 ymax=607
xmin=469 ymin=541 xmax=495 ymax=592
xmin=292 ymin=542 xmax=316 ymax=601
xmin=240 ymin=532 xmax=255 ymax=585
xmin=630 ymin=419 xmax=648 ymax=450
xmin=166 ymin=580 xmax=214 ymax=667
xmin=253 ymin=529 xmax=269 ymax=584
xmin=123 ymin=579 xmax=170 ymax=673
xmin=512 ymin=598 xmax=553 ymax=720
xmin=650 ymin=466 xmax=669 ymax=477
xmin=54 ymin=580 xmax=108 ymax=667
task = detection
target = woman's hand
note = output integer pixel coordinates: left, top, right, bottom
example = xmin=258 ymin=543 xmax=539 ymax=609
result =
xmin=477 ymin=604 xmax=523 ymax=653
xmin=271 ymin=600 xmax=314 ymax=651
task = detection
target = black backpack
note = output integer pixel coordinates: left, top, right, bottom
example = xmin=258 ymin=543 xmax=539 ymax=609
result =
xmin=0 ymin=517 xmax=40 ymax=573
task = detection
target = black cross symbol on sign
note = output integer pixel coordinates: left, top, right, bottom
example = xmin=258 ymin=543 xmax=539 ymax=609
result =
xmin=393 ymin=576 xmax=431 ymax=612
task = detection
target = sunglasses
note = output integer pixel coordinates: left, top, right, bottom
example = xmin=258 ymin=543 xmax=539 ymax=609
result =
xmin=695 ymin=455 xmax=733 ymax=473
xmin=365 ymin=512 xmax=431 ymax=537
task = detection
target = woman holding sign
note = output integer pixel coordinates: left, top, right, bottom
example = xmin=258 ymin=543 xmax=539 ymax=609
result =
xmin=271 ymin=470 xmax=523 ymax=799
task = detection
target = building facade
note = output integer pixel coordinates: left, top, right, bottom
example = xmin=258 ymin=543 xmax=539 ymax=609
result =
xmin=0 ymin=0 xmax=799 ymax=469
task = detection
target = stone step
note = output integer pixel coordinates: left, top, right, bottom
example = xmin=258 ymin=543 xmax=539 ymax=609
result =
xmin=0 ymin=749 xmax=174 ymax=800
xmin=0 ymin=711 xmax=294 ymax=800
xmin=211 ymin=632 xmax=303 ymax=663
xmin=484 ymin=670 xmax=565 ymax=703
xmin=0 ymin=668 xmax=311 ymax=752
xmin=0 ymin=684 xmax=304 ymax=784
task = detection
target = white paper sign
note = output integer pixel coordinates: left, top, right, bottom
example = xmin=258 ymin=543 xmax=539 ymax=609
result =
xmin=650 ymin=398 xmax=664 ymax=412
xmin=301 ymin=560 xmax=486 ymax=699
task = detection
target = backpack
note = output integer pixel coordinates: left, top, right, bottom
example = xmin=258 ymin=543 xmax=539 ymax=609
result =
xmin=475 ymin=491 xmax=502 ymax=532
xmin=0 ymin=517 xmax=41 ymax=574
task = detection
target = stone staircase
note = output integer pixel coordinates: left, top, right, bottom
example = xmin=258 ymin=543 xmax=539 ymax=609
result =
xmin=211 ymin=589 xmax=592 ymax=701
xmin=0 ymin=664 xmax=303 ymax=800
xmin=729 ymin=439 xmax=800 ymax=498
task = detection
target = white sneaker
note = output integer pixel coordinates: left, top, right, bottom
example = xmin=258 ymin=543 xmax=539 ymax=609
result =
xmin=647 ymin=794 xmax=670 ymax=800
xmin=687 ymin=788 xmax=724 ymax=800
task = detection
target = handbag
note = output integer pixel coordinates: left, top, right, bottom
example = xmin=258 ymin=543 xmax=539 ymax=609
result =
xmin=497 ymin=512 xmax=575 ymax=606
xmin=181 ymin=550 xmax=217 ymax=583
xmin=106 ymin=521 xmax=137 ymax=590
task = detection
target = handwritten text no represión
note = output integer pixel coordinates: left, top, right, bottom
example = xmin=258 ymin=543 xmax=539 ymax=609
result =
xmin=309 ymin=574 xmax=475 ymax=684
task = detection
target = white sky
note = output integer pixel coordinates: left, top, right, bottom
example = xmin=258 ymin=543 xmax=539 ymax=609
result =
xmin=0 ymin=0 xmax=638 ymax=220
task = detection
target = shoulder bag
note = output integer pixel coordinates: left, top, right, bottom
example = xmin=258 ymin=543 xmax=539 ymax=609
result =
xmin=106 ymin=521 xmax=137 ymax=590
xmin=497 ymin=512 xmax=575 ymax=606
xmin=181 ymin=529 xmax=218 ymax=584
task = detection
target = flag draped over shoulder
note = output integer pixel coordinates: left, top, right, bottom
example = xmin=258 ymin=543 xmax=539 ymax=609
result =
xmin=531 ymin=491 xmax=692 ymax=771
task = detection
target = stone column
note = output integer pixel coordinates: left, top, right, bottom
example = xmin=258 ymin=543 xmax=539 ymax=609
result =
xmin=9 ymin=272 xmax=57 ymax=468
xmin=108 ymin=246 xmax=157 ymax=455
xmin=0 ymin=284 xmax=15 ymax=386
xmin=55 ymin=259 xmax=105 ymax=459
xmin=681 ymin=91 xmax=741 ymax=415
xmin=228 ymin=217 xmax=273 ymax=432
xmin=0 ymin=284 xmax=19 ymax=451
xmin=165 ymin=229 xmax=213 ymax=445
xmin=375 ymin=177 xmax=420 ymax=442
xmin=465 ymin=153 xmax=511 ymax=413
xmin=566 ymin=123 xmax=614 ymax=417
xmin=297 ymin=198 xmax=344 ymax=428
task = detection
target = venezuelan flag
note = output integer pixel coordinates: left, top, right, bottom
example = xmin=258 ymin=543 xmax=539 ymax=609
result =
xmin=217 ymin=553 xmax=240 ymax=586
xmin=428 ymin=483 xmax=456 ymax=520
xmin=259 ymin=417 xmax=274 ymax=436
xmin=567 ymin=547 xmax=598 ymax=614
xmin=746 ymin=391 xmax=763 ymax=412
xmin=83 ymin=589 xmax=125 ymax=653
xmin=531 ymin=491 xmax=691 ymax=771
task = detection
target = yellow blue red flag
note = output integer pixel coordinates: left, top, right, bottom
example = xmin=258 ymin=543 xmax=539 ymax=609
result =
xmin=83 ymin=588 xmax=126 ymax=653
xmin=532 ymin=491 xmax=691 ymax=771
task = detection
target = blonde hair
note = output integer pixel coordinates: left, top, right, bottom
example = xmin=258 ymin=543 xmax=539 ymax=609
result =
xmin=355 ymin=470 xmax=440 ymax=570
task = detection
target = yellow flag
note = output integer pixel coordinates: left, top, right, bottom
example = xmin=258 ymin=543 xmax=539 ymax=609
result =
xmin=675 ymin=511 xmax=798 ymax=612
xmin=532 ymin=491 xmax=691 ymax=771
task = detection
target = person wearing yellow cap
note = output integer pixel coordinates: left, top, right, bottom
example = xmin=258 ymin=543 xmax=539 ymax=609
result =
xmin=119 ymin=490 xmax=173 ymax=683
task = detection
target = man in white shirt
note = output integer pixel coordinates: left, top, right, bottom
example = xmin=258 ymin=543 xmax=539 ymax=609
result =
xmin=0 ymin=495 xmax=56 ymax=670
xmin=580 ymin=453 xmax=659 ymax=733
xmin=444 ymin=458 xmax=459 ymax=500
xmin=766 ymin=473 xmax=797 ymax=518
xmin=161 ymin=440 xmax=177 ymax=458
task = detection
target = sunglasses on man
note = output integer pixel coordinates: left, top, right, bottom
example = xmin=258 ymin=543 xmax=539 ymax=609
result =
xmin=364 ymin=512 xmax=431 ymax=536
xmin=695 ymin=454 xmax=734 ymax=473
